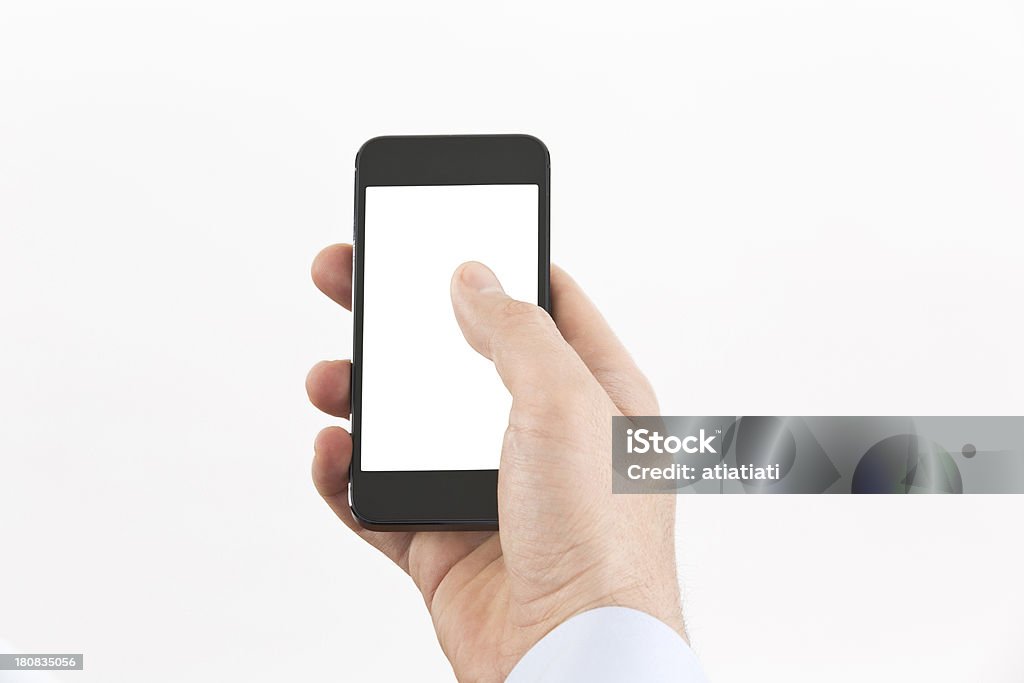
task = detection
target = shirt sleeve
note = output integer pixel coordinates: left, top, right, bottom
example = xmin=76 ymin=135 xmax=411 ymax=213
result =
xmin=505 ymin=606 xmax=709 ymax=683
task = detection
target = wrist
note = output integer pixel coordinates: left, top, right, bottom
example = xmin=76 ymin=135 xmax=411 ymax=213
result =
xmin=510 ymin=564 xmax=687 ymax=655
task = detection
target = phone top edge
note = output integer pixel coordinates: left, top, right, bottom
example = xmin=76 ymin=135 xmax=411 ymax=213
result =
xmin=355 ymin=134 xmax=549 ymax=168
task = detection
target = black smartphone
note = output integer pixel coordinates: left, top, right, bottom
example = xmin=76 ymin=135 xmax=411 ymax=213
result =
xmin=349 ymin=134 xmax=550 ymax=531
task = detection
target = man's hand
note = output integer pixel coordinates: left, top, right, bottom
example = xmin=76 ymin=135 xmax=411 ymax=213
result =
xmin=306 ymin=245 xmax=684 ymax=682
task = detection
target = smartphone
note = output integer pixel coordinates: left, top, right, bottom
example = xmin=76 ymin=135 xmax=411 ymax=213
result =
xmin=349 ymin=135 xmax=551 ymax=530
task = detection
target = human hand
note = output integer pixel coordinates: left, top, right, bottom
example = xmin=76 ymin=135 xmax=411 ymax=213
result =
xmin=307 ymin=244 xmax=684 ymax=682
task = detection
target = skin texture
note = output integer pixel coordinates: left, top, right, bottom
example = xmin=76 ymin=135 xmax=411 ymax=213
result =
xmin=307 ymin=244 xmax=684 ymax=682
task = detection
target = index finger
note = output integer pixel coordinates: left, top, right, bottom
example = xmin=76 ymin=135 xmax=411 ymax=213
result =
xmin=550 ymin=265 xmax=659 ymax=415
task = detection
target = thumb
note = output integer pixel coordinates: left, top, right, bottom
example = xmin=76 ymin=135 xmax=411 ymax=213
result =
xmin=450 ymin=261 xmax=586 ymax=398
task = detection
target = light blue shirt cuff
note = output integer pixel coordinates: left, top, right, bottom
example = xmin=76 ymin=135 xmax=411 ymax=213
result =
xmin=505 ymin=606 xmax=709 ymax=682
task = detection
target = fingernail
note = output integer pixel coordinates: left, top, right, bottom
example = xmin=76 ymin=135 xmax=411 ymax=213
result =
xmin=459 ymin=262 xmax=503 ymax=293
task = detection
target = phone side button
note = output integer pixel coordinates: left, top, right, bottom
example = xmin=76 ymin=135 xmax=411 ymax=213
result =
xmin=348 ymin=481 xmax=353 ymax=509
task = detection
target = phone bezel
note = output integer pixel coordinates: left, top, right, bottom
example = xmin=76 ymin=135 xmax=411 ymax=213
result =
xmin=350 ymin=134 xmax=551 ymax=531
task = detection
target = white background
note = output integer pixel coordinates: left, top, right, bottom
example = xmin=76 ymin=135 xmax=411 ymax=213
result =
xmin=1 ymin=1 xmax=1023 ymax=681
xmin=362 ymin=185 xmax=536 ymax=471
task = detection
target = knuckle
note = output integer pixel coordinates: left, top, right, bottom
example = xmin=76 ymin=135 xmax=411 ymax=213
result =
xmin=596 ymin=368 xmax=660 ymax=416
xmin=498 ymin=299 xmax=551 ymax=330
xmin=488 ymin=298 xmax=556 ymax=351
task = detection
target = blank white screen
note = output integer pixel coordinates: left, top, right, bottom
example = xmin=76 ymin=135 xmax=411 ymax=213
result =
xmin=360 ymin=185 xmax=538 ymax=471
